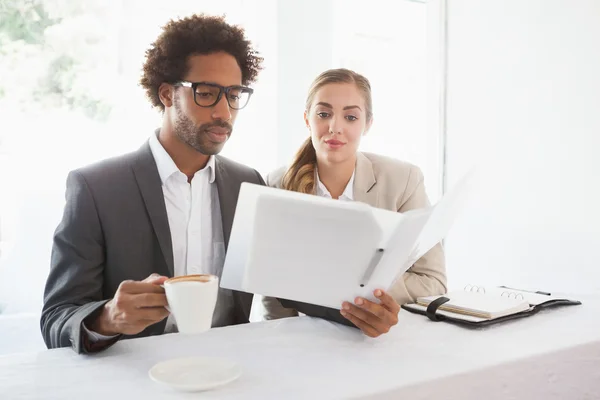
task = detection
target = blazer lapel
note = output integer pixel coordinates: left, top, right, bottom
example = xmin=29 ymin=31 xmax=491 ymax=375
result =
xmin=131 ymin=141 xmax=174 ymax=276
xmin=214 ymin=156 xmax=237 ymax=249
xmin=354 ymin=152 xmax=378 ymax=206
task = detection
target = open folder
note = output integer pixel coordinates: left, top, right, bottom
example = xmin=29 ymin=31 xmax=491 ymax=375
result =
xmin=220 ymin=172 xmax=475 ymax=310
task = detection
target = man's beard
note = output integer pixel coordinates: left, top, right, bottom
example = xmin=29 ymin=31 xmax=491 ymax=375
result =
xmin=173 ymin=99 xmax=232 ymax=155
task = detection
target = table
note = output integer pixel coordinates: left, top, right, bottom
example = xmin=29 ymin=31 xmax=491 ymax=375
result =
xmin=1 ymin=295 xmax=599 ymax=400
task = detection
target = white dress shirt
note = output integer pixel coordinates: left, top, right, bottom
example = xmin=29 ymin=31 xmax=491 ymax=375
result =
xmin=316 ymin=169 xmax=355 ymax=201
xmin=85 ymin=132 xmax=235 ymax=341
xmin=149 ymin=131 xmax=222 ymax=280
xmin=148 ymin=131 xmax=235 ymax=333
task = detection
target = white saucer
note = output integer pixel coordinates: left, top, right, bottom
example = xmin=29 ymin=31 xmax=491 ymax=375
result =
xmin=149 ymin=356 xmax=242 ymax=392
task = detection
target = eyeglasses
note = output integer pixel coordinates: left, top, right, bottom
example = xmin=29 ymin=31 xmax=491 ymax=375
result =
xmin=173 ymin=81 xmax=254 ymax=110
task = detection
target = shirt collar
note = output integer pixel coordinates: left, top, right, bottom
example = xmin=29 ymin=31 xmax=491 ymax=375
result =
xmin=316 ymin=169 xmax=355 ymax=201
xmin=148 ymin=130 xmax=216 ymax=185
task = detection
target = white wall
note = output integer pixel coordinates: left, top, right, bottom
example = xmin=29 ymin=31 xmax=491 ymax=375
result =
xmin=334 ymin=0 xmax=443 ymax=201
xmin=275 ymin=0 xmax=336 ymax=167
xmin=274 ymin=0 xmax=440 ymax=202
xmin=444 ymin=0 xmax=600 ymax=294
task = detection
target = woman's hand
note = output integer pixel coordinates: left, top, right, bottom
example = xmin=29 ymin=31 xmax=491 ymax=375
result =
xmin=340 ymin=289 xmax=400 ymax=337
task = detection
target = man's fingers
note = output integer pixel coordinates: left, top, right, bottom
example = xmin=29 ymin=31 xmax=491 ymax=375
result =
xmin=142 ymin=274 xmax=169 ymax=285
xmin=132 ymin=293 xmax=168 ymax=308
xmin=136 ymin=306 xmax=170 ymax=322
xmin=119 ymin=280 xmax=166 ymax=295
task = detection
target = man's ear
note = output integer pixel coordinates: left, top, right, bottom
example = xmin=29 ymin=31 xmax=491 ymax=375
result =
xmin=158 ymin=83 xmax=175 ymax=108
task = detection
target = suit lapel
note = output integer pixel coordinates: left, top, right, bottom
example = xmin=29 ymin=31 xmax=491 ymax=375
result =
xmin=214 ymin=157 xmax=255 ymax=323
xmin=353 ymin=152 xmax=379 ymax=206
xmin=131 ymin=141 xmax=174 ymax=276
xmin=214 ymin=156 xmax=237 ymax=249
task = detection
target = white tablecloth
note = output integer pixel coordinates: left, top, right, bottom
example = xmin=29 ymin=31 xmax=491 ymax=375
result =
xmin=1 ymin=296 xmax=599 ymax=400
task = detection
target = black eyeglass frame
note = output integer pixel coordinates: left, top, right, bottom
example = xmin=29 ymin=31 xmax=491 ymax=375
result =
xmin=173 ymin=81 xmax=254 ymax=110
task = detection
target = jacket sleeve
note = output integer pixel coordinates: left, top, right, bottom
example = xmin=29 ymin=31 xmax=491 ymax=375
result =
xmin=40 ymin=170 xmax=119 ymax=353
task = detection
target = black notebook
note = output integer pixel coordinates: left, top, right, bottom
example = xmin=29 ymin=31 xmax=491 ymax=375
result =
xmin=402 ymin=285 xmax=582 ymax=327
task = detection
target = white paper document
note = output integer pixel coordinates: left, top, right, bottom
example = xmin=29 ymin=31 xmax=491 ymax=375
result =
xmin=220 ymin=172 xmax=475 ymax=310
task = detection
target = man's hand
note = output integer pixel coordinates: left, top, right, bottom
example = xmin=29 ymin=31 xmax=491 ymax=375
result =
xmin=340 ymin=289 xmax=400 ymax=338
xmin=89 ymin=273 xmax=170 ymax=336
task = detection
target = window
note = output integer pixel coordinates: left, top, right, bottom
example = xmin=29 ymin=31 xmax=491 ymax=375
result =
xmin=0 ymin=0 xmax=437 ymax=353
xmin=0 ymin=0 xmax=277 ymax=316
xmin=332 ymin=0 xmax=442 ymax=201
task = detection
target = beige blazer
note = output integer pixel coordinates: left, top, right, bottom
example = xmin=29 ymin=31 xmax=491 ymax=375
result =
xmin=261 ymin=151 xmax=448 ymax=320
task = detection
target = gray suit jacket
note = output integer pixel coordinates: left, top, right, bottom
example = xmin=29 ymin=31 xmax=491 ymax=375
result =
xmin=41 ymin=140 xmax=264 ymax=353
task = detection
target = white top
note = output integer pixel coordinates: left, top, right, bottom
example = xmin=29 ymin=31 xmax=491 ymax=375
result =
xmin=315 ymin=169 xmax=355 ymax=201
xmin=2 ymin=294 xmax=598 ymax=399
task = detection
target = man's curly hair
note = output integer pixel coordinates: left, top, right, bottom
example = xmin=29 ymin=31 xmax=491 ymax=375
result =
xmin=140 ymin=14 xmax=263 ymax=111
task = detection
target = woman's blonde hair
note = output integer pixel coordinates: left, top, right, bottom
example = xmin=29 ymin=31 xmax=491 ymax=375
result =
xmin=281 ymin=68 xmax=373 ymax=194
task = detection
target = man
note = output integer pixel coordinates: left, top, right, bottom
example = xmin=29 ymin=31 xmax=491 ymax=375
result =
xmin=41 ymin=14 xmax=264 ymax=353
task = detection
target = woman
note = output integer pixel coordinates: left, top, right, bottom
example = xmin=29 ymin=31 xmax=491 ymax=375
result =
xmin=263 ymin=68 xmax=447 ymax=337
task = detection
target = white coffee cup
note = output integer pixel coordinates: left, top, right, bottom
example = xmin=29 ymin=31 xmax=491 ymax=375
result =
xmin=163 ymin=274 xmax=219 ymax=334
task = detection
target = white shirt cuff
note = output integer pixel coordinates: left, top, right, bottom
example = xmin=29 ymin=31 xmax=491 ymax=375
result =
xmin=82 ymin=322 xmax=119 ymax=342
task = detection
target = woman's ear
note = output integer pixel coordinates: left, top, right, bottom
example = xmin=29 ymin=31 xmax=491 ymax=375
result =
xmin=158 ymin=83 xmax=175 ymax=108
xmin=304 ymin=110 xmax=310 ymax=130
